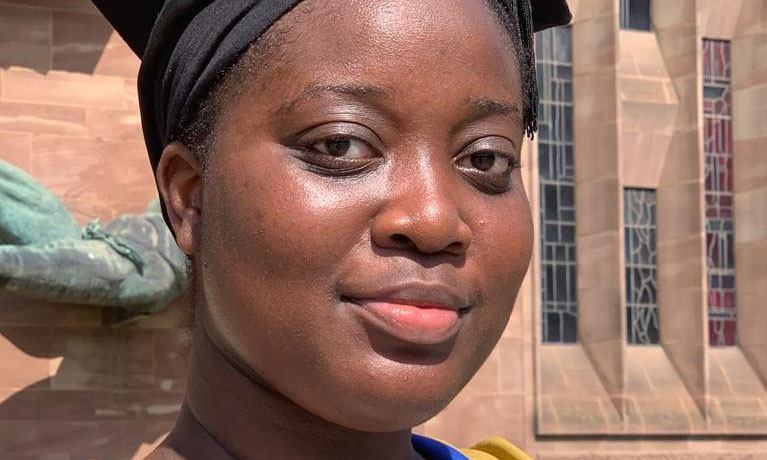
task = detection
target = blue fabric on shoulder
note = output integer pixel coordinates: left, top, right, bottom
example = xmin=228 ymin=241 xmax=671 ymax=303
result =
xmin=411 ymin=434 xmax=470 ymax=460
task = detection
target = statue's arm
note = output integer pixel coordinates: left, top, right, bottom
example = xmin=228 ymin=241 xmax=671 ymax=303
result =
xmin=0 ymin=239 xmax=179 ymax=312
xmin=0 ymin=160 xmax=80 ymax=245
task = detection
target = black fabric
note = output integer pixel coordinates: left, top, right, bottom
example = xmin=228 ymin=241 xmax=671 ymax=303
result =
xmin=92 ymin=0 xmax=572 ymax=171
xmin=92 ymin=0 xmax=164 ymax=56
xmin=530 ymin=0 xmax=573 ymax=32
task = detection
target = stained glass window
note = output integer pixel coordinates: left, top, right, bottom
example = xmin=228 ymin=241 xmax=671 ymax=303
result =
xmin=620 ymin=0 xmax=652 ymax=31
xmin=624 ymin=188 xmax=659 ymax=345
xmin=536 ymin=26 xmax=577 ymax=343
xmin=703 ymin=39 xmax=736 ymax=347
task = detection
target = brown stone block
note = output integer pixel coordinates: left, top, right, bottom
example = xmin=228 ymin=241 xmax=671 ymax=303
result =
xmin=577 ymin=231 xmax=620 ymax=290
xmin=656 ymin=181 xmax=704 ymax=241
xmin=536 ymin=395 xmax=560 ymax=434
xmin=575 ymin=178 xmax=621 ymax=236
xmin=86 ymin=107 xmax=142 ymax=141
xmin=711 ymin=348 xmax=767 ymax=396
xmin=734 ymin=187 xmax=767 ymax=243
xmin=112 ymin=390 xmax=183 ymax=421
xmin=94 ymin=32 xmax=141 ymax=78
xmin=574 ymin=72 xmax=618 ymax=123
xmin=498 ymin=337 xmax=523 ymax=393
xmin=653 ymin=0 xmax=696 ymax=31
xmin=571 ymin=0 xmax=614 ymax=22
xmin=735 ymin=137 xmax=767 ymax=193
xmin=732 ymin=34 xmax=767 ymax=90
xmin=574 ymin=122 xmax=619 ymax=183
xmin=577 ymin=287 xmax=622 ymax=344
xmin=618 ymin=49 xmax=639 ymax=77
xmin=0 ymin=388 xmax=122 ymax=421
xmin=0 ymin=292 xmax=103 ymax=328
xmin=154 ymin=329 xmax=189 ymax=391
xmin=659 ymin=339 xmax=707 ymax=417
xmin=737 ymin=240 xmax=767 ymax=378
xmin=581 ymin=339 xmax=624 ymax=401
xmin=0 ymin=129 xmax=32 ymax=170
xmin=573 ymin=15 xmax=616 ymax=75
xmin=654 ymin=25 xmax=697 ymax=79
xmin=540 ymin=346 xmax=568 ymax=393
xmin=0 ymin=0 xmax=99 ymax=14
xmin=634 ymin=397 xmax=692 ymax=433
xmin=621 ymin=131 xmax=672 ymax=189
xmin=718 ymin=397 xmax=767 ymax=433
xmin=119 ymin=421 xmax=172 ymax=460
xmin=734 ymin=0 xmax=767 ymax=36
xmin=658 ymin=129 xmax=702 ymax=185
xmin=621 ymin=99 xmax=677 ymax=134
xmin=620 ymin=78 xmax=671 ymax=105
xmin=658 ymin=234 xmax=705 ymax=290
xmin=549 ymin=395 xmax=609 ymax=434
xmin=624 ymin=32 xmax=674 ymax=80
xmin=2 ymin=68 xmax=129 ymax=109
xmin=0 ymin=326 xmax=53 ymax=390
xmin=658 ymin=286 xmax=705 ymax=346
xmin=0 ymin=454 xmax=71 ymax=460
xmin=463 ymin=349 xmax=499 ymax=395
xmin=0 ymin=420 xmax=129 ymax=457
xmin=626 ymin=357 xmax=653 ymax=394
xmin=0 ymin=102 xmax=86 ymax=136
xmin=30 ymin=135 xmax=155 ymax=223
xmin=118 ymin=329 xmax=156 ymax=390
xmin=734 ymin=86 xmax=767 ymax=140
xmin=123 ymin=77 xmax=140 ymax=108
xmin=50 ymin=327 xmax=120 ymax=390
xmin=698 ymin=0 xmax=742 ymax=39
xmin=52 ymin=11 xmax=113 ymax=74
xmin=0 ymin=5 xmax=51 ymax=72
xmin=623 ymin=395 xmax=644 ymax=432
xmin=736 ymin=240 xmax=767 ymax=297
xmin=669 ymin=75 xmax=699 ymax=130
xmin=422 ymin=394 xmax=525 ymax=449
xmin=637 ymin=350 xmax=681 ymax=392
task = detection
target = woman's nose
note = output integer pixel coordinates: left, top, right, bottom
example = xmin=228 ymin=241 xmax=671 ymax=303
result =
xmin=370 ymin=166 xmax=472 ymax=256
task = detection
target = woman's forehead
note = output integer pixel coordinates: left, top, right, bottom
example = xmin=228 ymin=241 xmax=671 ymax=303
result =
xmin=239 ymin=0 xmax=521 ymax=102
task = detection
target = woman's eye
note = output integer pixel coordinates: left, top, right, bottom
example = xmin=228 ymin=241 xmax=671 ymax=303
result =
xmin=311 ymin=137 xmax=376 ymax=159
xmin=459 ymin=151 xmax=511 ymax=175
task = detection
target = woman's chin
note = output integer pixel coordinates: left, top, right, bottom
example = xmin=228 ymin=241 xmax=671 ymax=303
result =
xmin=293 ymin=368 xmax=469 ymax=433
xmin=316 ymin=394 xmax=454 ymax=433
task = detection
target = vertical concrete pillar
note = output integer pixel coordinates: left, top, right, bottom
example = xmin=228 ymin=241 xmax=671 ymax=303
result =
xmin=654 ymin=0 xmax=709 ymax=417
xmin=732 ymin=0 xmax=767 ymax=387
xmin=572 ymin=0 xmax=626 ymax=418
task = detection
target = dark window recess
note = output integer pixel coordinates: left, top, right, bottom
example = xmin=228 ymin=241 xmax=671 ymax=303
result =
xmin=620 ymin=0 xmax=652 ymax=31
xmin=624 ymin=188 xmax=660 ymax=345
xmin=535 ymin=25 xmax=578 ymax=343
xmin=703 ymin=39 xmax=736 ymax=347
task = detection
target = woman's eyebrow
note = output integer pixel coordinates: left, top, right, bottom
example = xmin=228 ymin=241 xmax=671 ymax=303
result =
xmin=274 ymin=83 xmax=393 ymax=117
xmin=464 ymin=97 xmax=521 ymax=123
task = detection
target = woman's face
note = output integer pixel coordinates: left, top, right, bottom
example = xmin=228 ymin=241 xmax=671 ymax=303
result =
xmin=195 ymin=0 xmax=532 ymax=432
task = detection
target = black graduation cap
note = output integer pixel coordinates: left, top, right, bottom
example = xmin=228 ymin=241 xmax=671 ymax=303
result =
xmin=91 ymin=0 xmax=572 ymax=173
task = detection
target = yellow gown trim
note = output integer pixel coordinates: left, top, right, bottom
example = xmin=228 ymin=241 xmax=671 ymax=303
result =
xmin=459 ymin=437 xmax=535 ymax=460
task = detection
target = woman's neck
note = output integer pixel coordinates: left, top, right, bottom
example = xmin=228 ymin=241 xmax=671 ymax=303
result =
xmin=156 ymin=321 xmax=425 ymax=460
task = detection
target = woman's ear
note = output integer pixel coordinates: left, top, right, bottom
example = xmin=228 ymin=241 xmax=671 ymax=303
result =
xmin=155 ymin=141 xmax=203 ymax=255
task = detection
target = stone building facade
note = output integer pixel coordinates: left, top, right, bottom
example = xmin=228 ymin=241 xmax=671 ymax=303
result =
xmin=0 ymin=0 xmax=765 ymax=459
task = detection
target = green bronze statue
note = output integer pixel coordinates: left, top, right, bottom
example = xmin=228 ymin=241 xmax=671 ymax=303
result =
xmin=0 ymin=160 xmax=187 ymax=315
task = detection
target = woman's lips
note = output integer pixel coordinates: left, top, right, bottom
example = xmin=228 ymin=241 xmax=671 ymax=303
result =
xmin=344 ymin=284 xmax=469 ymax=345
xmin=354 ymin=301 xmax=461 ymax=345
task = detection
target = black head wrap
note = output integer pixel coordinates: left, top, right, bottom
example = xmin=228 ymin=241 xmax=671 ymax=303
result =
xmin=93 ymin=0 xmax=571 ymax=173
